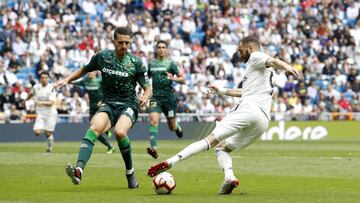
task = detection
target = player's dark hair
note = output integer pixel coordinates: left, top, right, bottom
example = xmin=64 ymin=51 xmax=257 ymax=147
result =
xmin=113 ymin=27 xmax=132 ymax=39
xmin=39 ymin=71 xmax=49 ymax=77
xmin=241 ymin=36 xmax=260 ymax=49
xmin=157 ymin=40 xmax=168 ymax=48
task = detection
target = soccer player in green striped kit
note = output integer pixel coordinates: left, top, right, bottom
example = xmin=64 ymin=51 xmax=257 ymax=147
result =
xmin=146 ymin=40 xmax=185 ymax=159
xmin=56 ymin=27 xmax=152 ymax=188
xmin=74 ymin=71 xmax=116 ymax=154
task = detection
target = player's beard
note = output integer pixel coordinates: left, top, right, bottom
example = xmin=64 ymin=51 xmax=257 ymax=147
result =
xmin=240 ymin=51 xmax=251 ymax=63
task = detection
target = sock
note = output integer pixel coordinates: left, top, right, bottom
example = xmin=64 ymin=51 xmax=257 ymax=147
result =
xmin=117 ymin=136 xmax=132 ymax=170
xmin=166 ymin=139 xmax=210 ymax=167
xmin=149 ymin=125 xmax=158 ymax=149
xmin=175 ymin=122 xmax=182 ymax=133
xmin=76 ymin=129 xmax=97 ymax=169
xmin=98 ymin=134 xmax=113 ymax=149
xmin=216 ymin=149 xmax=235 ymax=180
xmin=47 ymin=134 xmax=54 ymax=150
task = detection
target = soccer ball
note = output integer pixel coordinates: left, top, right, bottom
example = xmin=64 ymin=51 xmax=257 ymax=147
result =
xmin=152 ymin=172 xmax=176 ymax=195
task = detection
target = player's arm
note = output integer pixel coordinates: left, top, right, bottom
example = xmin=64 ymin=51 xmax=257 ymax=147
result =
xmin=36 ymin=100 xmax=54 ymax=106
xmin=167 ymin=61 xmax=186 ymax=84
xmin=265 ymin=57 xmax=302 ymax=79
xmin=140 ymin=85 xmax=152 ymax=106
xmin=207 ymin=84 xmax=242 ymax=97
xmin=167 ymin=72 xmax=185 ymax=84
xmin=136 ymin=61 xmax=153 ymax=106
xmin=56 ymin=53 xmax=100 ymax=88
xmin=55 ymin=67 xmax=87 ymax=88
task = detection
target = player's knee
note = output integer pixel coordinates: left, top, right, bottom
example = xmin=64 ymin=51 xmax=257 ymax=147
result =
xmin=114 ymin=129 xmax=127 ymax=139
xmin=205 ymin=134 xmax=220 ymax=148
xmin=150 ymin=119 xmax=158 ymax=126
xmin=34 ymin=131 xmax=41 ymax=136
xmin=89 ymin=125 xmax=102 ymax=135
xmin=215 ymin=144 xmax=232 ymax=153
xmin=45 ymin=131 xmax=52 ymax=137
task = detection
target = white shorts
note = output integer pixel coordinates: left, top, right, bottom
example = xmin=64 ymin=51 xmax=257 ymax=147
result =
xmin=212 ymin=103 xmax=269 ymax=151
xmin=33 ymin=113 xmax=58 ymax=132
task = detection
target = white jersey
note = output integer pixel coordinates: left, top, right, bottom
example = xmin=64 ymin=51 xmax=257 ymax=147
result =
xmin=240 ymin=51 xmax=273 ymax=120
xmin=32 ymin=83 xmax=57 ymax=115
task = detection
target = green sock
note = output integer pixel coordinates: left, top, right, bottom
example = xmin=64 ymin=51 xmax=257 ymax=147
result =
xmin=77 ymin=129 xmax=97 ymax=169
xmin=98 ymin=134 xmax=112 ymax=149
xmin=149 ymin=125 xmax=158 ymax=149
xmin=117 ymin=136 xmax=132 ymax=170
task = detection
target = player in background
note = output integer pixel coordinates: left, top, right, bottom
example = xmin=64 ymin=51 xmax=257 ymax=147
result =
xmin=28 ymin=71 xmax=58 ymax=153
xmin=148 ymin=36 xmax=302 ymax=194
xmin=146 ymin=40 xmax=185 ymax=159
xmin=56 ymin=27 xmax=152 ymax=188
xmin=73 ymin=71 xmax=116 ymax=154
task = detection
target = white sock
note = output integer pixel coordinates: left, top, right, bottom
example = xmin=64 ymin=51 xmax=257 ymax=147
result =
xmin=216 ymin=149 xmax=235 ymax=181
xmin=126 ymin=168 xmax=134 ymax=175
xmin=47 ymin=135 xmax=54 ymax=150
xmin=166 ymin=139 xmax=210 ymax=167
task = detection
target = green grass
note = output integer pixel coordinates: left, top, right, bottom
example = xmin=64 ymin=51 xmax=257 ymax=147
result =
xmin=0 ymin=139 xmax=360 ymax=203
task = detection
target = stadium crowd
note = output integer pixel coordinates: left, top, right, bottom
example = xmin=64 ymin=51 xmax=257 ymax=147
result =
xmin=0 ymin=0 xmax=359 ymax=123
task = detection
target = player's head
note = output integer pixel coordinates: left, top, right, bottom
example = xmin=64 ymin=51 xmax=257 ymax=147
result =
xmin=113 ymin=27 xmax=132 ymax=57
xmin=39 ymin=71 xmax=49 ymax=86
xmin=238 ymin=36 xmax=261 ymax=63
xmin=156 ymin=40 xmax=168 ymax=58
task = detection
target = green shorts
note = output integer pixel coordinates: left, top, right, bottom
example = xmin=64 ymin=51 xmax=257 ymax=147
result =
xmin=149 ymin=96 xmax=177 ymax=118
xmin=89 ymin=106 xmax=99 ymax=121
xmin=96 ymin=102 xmax=138 ymax=127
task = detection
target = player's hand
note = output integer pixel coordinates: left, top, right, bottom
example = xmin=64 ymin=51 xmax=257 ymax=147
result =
xmin=166 ymin=72 xmax=174 ymax=81
xmin=206 ymin=84 xmax=220 ymax=94
xmin=286 ymin=67 xmax=302 ymax=80
xmin=55 ymin=78 xmax=69 ymax=89
xmin=139 ymin=95 xmax=149 ymax=107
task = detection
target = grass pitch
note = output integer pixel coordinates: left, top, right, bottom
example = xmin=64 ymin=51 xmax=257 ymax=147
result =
xmin=0 ymin=139 xmax=359 ymax=203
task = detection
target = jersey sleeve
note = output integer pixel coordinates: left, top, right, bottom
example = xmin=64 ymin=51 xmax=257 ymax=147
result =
xmin=83 ymin=53 xmax=100 ymax=72
xmin=73 ymin=78 xmax=84 ymax=86
xmin=169 ymin=61 xmax=180 ymax=75
xmin=135 ymin=59 xmax=150 ymax=88
xmin=249 ymin=51 xmax=271 ymax=70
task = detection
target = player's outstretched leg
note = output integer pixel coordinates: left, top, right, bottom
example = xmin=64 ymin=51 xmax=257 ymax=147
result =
xmin=148 ymin=139 xmax=211 ymax=177
xmin=216 ymin=148 xmax=239 ymax=195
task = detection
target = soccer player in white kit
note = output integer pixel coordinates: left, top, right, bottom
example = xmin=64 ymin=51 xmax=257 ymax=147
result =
xmin=31 ymin=71 xmax=58 ymax=153
xmin=147 ymin=36 xmax=302 ymax=194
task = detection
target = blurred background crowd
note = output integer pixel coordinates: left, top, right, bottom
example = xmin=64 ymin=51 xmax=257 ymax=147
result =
xmin=0 ymin=0 xmax=359 ymax=123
